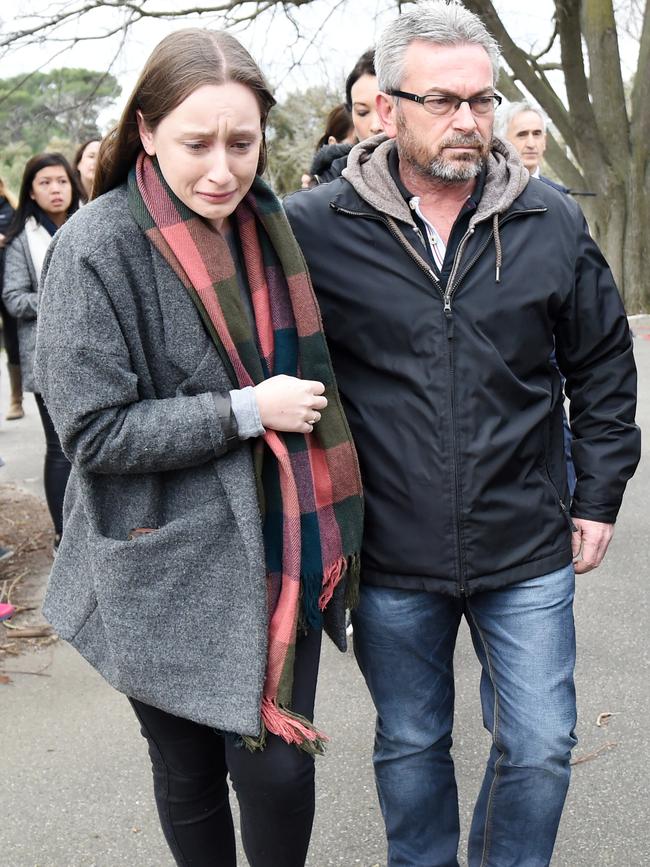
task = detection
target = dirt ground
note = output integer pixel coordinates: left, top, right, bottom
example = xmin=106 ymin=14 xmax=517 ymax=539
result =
xmin=0 ymin=482 xmax=58 ymax=671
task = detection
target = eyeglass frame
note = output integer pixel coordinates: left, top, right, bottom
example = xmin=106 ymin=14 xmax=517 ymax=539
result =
xmin=386 ymin=89 xmax=503 ymax=117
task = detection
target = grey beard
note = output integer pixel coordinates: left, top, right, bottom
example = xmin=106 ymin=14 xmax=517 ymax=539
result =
xmin=401 ymin=145 xmax=486 ymax=184
xmin=428 ymin=153 xmax=485 ymax=182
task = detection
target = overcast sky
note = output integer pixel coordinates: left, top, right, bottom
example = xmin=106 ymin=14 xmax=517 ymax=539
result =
xmin=0 ymin=0 xmax=638 ymax=127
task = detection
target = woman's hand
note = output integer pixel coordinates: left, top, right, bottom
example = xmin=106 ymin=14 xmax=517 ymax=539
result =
xmin=254 ymin=375 xmax=327 ymax=433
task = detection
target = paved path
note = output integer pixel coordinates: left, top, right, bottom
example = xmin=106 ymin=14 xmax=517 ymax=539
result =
xmin=1 ymin=321 xmax=649 ymax=866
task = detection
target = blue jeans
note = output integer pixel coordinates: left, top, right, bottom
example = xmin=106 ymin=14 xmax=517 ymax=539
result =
xmin=353 ymin=565 xmax=577 ymax=867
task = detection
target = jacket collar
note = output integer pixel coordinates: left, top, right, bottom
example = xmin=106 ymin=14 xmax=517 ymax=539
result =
xmin=337 ymin=134 xmax=538 ymax=225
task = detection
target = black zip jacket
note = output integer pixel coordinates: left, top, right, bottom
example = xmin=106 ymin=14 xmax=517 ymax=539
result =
xmin=284 ymin=137 xmax=640 ymax=596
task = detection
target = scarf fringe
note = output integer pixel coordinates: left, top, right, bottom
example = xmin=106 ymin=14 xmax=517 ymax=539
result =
xmin=241 ymin=697 xmax=329 ymax=755
xmin=318 ymin=552 xmax=362 ymax=611
xmin=318 ymin=556 xmax=345 ymax=611
xmin=302 ymin=552 xmax=362 ymax=628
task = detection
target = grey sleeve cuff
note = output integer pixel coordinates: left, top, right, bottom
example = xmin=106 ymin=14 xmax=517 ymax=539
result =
xmin=230 ymin=386 xmax=265 ymax=440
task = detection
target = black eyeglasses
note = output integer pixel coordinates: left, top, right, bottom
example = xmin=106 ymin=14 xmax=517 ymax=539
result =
xmin=387 ymin=90 xmax=502 ymax=117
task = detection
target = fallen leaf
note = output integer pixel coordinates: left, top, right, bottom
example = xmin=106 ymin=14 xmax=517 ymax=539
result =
xmin=596 ymin=711 xmax=619 ymax=727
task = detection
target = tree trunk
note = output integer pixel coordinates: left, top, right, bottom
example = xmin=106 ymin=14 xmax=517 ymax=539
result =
xmin=580 ymin=167 xmax=649 ymax=312
xmin=621 ymin=161 xmax=650 ymax=312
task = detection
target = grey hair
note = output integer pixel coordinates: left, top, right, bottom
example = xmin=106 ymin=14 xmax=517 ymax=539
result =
xmin=495 ymin=100 xmax=548 ymax=138
xmin=375 ymin=1 xmax=501 ymax=92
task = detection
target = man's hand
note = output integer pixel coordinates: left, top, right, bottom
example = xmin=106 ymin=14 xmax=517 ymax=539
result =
xmin=571 ymin=518 xmax=615 ymax=574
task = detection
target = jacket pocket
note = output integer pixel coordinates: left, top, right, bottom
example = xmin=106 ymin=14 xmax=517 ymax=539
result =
xmin=539 ymin=465 xmax=576 ymax=533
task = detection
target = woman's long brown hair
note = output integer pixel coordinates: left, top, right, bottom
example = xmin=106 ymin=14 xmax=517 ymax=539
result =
xmin=93 ymin=28 xmax=276 ymax=198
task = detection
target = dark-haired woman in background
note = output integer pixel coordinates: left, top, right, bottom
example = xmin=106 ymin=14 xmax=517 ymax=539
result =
xmin=345 ymin=48 xmax=381 ymax=142
xmin=316 ymin=102 xmax=355 ymax=150
xmin=303 ymin=49 xmax=381 ymax=188
xmin=74 ymin=138 xmax=101 ymax=203
xmin=301 ymin=103 xmax=355 ymax=189
xmin=2 ymin=154 xmax=80 ymax=549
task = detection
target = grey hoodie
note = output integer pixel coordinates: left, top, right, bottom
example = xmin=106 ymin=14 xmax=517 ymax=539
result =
xmin=341 ymin=133 xmax=529 ymax=284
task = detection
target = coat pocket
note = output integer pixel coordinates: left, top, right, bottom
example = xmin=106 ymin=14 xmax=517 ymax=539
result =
xmin=88 ymin=495 xmax=267 ymax=701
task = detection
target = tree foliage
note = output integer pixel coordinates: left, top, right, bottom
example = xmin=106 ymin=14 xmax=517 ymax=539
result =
xmin=0 ymin=68 xmax=120 ymax=152
xmin=266 ymin=85 xmax=341 ymax=196
xmin=0 ymin=67 xmax=120 ymax=191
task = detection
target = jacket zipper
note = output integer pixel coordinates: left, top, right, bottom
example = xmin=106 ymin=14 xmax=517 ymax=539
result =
xmin=542 ymin=464 xmax=577 ymax=533
xmin=444 ymin=207 xmax=548 ymax=311
xmin=330 ymin=202 xmax=548 ymax=594
xmin=332 ymin=204 xmax=471 ymax=587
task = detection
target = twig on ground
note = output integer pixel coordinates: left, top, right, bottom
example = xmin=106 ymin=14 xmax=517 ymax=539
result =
xmin=0 ymin=668 xmax=51 ymax=677
xmin=570 ymin=741 xmax=618 ymax=766
xmin=1 ymin=625 xmax=54 ymax=638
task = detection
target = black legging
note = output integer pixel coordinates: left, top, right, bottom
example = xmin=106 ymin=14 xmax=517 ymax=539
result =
xmin=34 ymin=393 xmax=71 ymax=538
xmin=0 ymin=296 xmax=20 ymax=365
xmin=130 ymin=627 xmax=322 ymax=867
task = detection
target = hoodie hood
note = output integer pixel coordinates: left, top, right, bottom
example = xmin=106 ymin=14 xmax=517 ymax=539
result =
xmin=341 ymin=133 xmax=530 ymax=229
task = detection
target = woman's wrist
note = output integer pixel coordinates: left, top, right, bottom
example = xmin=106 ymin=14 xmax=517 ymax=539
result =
xmin=229 ymin=386 xmax=265 ymax=439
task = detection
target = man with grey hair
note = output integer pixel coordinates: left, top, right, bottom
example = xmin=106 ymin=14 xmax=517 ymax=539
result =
xmin=497 ymin=100 xmax=569 ymax=192
xmin=284 ymin=3 xmax=639 ymax=865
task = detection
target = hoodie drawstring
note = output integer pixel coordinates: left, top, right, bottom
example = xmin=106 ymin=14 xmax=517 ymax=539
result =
xmin=493 ymin=213 xmax=502 ymax=283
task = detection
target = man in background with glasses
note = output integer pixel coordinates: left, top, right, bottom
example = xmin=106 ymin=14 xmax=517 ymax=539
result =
xmin=284 ymin=3 xmax=639 ymax=865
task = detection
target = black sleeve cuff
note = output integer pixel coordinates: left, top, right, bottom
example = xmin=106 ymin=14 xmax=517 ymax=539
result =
xmin=213 ymin=393 xmax=239 ymax=452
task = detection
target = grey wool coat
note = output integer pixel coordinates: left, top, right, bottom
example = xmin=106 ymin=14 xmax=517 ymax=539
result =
xmin=35 ymin=186 xmax=271 ymax=735
xmin=3 ymin=229 xmax=42 ymax=392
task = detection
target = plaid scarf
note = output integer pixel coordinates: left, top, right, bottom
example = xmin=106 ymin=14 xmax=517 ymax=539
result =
xmin=128 ymin=153 xmax=363 ymax=753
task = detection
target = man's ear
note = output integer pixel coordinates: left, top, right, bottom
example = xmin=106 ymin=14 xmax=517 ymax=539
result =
xmin=377 ymin=92 xmax=398 ymax=140
xmin=136 ymin=110 xmax=156 ymax=155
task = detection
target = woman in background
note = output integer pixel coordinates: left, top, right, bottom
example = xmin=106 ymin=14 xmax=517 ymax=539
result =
xmin=345 ymin=48 xmax=381 ymax=143
xmin=302 ymin=49 xmax=381 ymax=187
xmin=74 ymin=138 xmax=101 ymax=203
xmin=2 ymin=154 xmax=80 ymax=550
xmin=301 ymin=103 xmax=356 ymax=189
xmin=315 ymin=102 xmax=355 ymax=150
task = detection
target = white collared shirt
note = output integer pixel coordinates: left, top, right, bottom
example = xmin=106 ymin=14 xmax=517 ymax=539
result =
xmin=408 ymin=197 xmax=447 ymax=271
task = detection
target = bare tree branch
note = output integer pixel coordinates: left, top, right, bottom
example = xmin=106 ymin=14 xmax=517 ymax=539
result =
xmin=0 ymin=0 xmax=320 ymax=52
xmin=463 ymin=0 xmax=578 ymax=157
xmin=615 ymin=0 xmax=645 ymax=41
xmin=531 ymin=20 xmax=559 ymax=60
xmin=279 ymin=0 xmax=349 ymax=82
xmin=554 ymin=0 xmax=609 ymax=177
xmin=0 ymin=6 xmax=133 ymax=111
xmin=581 ymin=0 xmax=630 ymax=179
xmin=630 ymin=0 xmax=650 ymax=156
